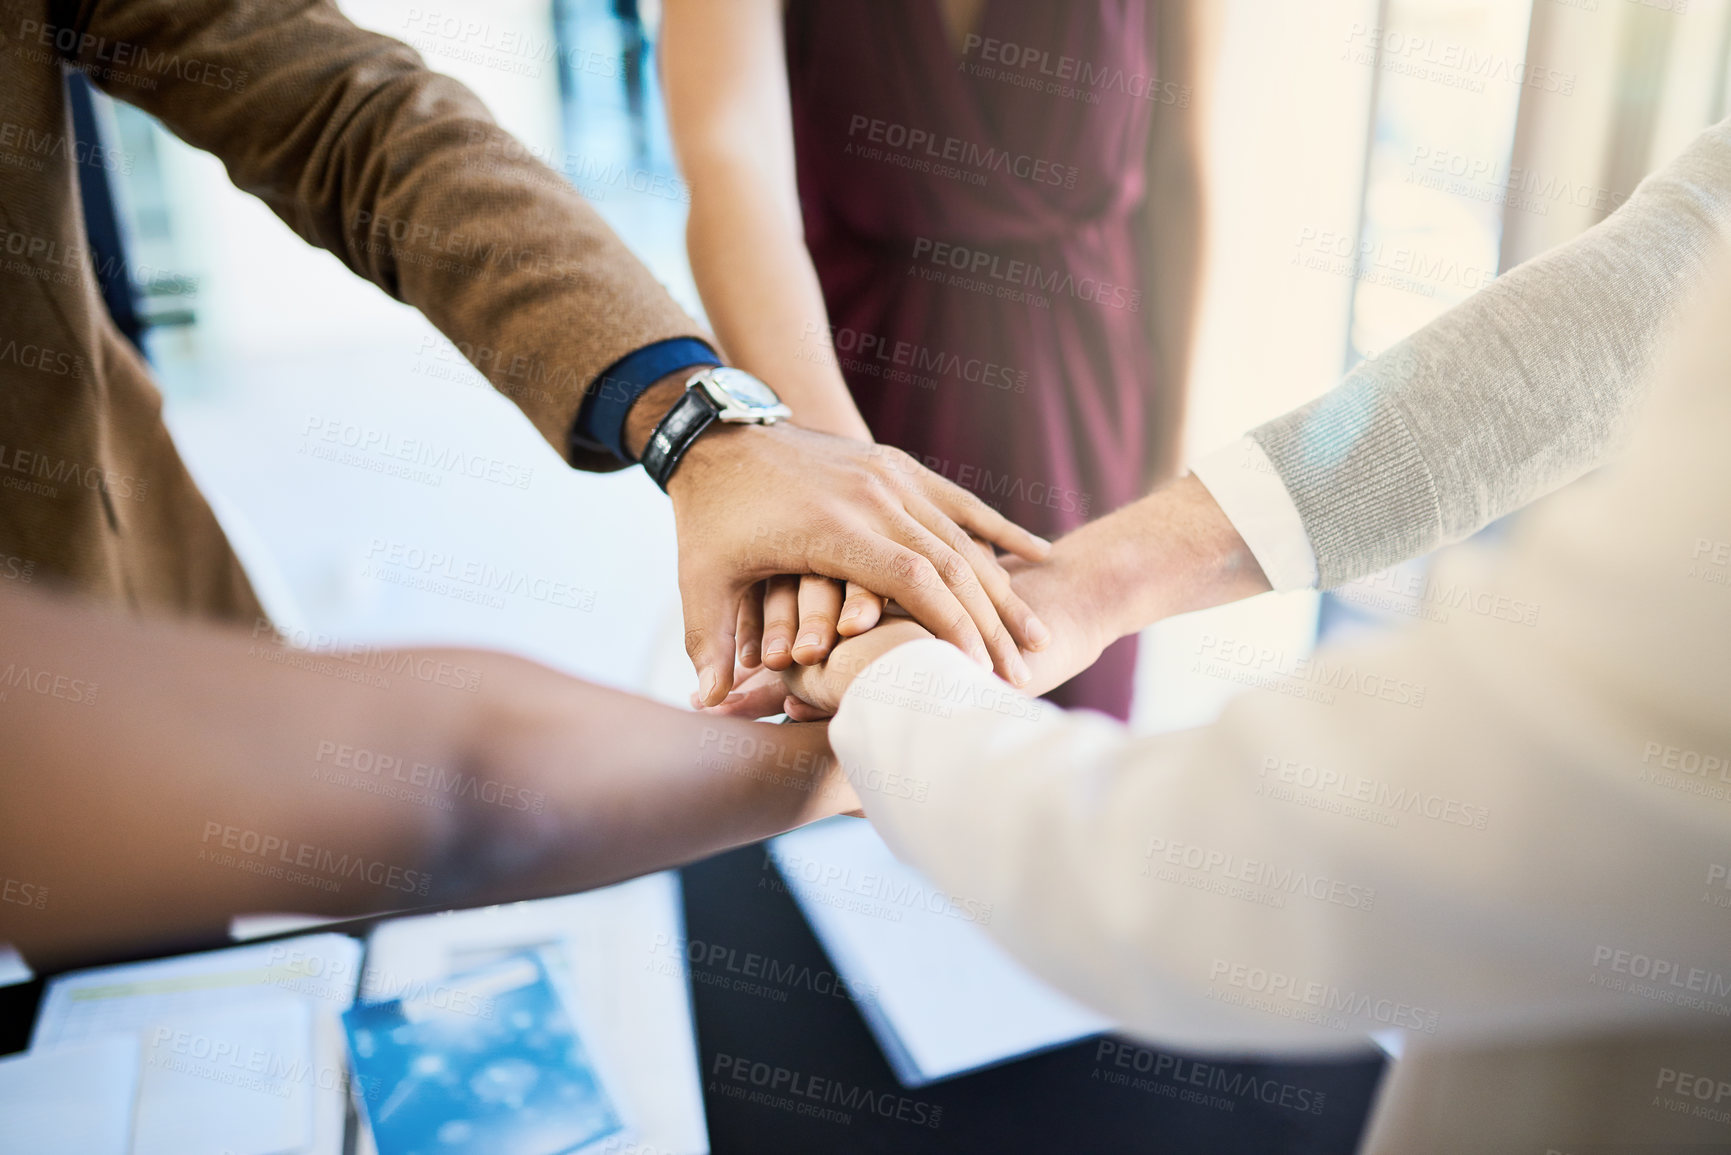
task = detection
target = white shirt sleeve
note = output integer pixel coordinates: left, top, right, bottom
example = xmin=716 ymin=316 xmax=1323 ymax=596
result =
xmin=830 ymin=612 xmax=1729 ymax=1054
xmin=1190 ymin=437 xmax=1319 ymax=592
xmin=831 ymin=292 xmax=1731 ymax=1057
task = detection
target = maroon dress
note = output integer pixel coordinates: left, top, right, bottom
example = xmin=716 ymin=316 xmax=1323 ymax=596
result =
xmin=786 ymin=1 xmax=1159 ymax=718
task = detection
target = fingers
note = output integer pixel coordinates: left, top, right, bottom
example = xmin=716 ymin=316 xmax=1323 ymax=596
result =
xmin=791 ymin=576 xmax=844 ymax=665
xmin=837 ymin=582 xmax=884 ymax=636
xmin=836 ymin=534 xmax=989 ymax=672
xmin=681 ymin=576 xmax=742 ymax=707
xmin=915 ymin=467 xmax=1052 ymax=563
xmin=759 ymin=575 xmax=800 ymax=671
xmin=889 ymin=512 xmax=1032 ymax=686
xmin=910 ymin=499 xmax=1051 ymax=654
xmin=697 ymin=666 xmax=791 ymax=719
xmin=777 ymin=658 xmax=843 ymax=720
xmin=736 ymin=582 xmax=765 ymax=669
xmin=783 ymin=695 xmax=832 ymax=722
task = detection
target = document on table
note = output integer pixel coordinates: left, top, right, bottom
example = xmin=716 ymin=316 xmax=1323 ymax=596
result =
xmin=346 ymin=951 xmax=624 ymax=1154
xmin=770 ymin=818 xmax=1112 ymax=1087
xmin=353 ymin=872 xmax=708 ymax=1155
xmin=132 ymin=1001 xmax=313 ymax=1155
xmin=0 ymin=1036 xmax=138 ymax=1155
xmin=31 ymin=933 xmax=362 ymax=1155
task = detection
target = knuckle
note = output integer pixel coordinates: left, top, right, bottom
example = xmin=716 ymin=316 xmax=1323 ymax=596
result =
xmin=872 ymin=442 xmax=913 ymax=469
xmin=873 ymin=446 xmax=919 ymax=484
xmin=937 ymin=550 xmax=973 ymax=589
xmin=890 ymin=550 xmax=938 ymax=592
xmin=936 ymin=522 xmax=972 ymax=556
xmin=887 ymin=446 xmax=920 ymax=474
xmin=854 ymin=470 xmax=890 ymax=502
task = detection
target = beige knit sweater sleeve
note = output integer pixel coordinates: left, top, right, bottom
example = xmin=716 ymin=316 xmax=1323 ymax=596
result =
xmin=1251 ymin=117 xmax=1731 ymax=588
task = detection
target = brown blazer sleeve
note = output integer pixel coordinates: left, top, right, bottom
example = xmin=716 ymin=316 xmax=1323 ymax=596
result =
xmin=49 ymin=0 xmax=710 ymax=470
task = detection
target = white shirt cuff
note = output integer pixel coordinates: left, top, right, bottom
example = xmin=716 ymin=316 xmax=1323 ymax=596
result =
xmin=1190 ymin=436 xmax=1319 ymax=592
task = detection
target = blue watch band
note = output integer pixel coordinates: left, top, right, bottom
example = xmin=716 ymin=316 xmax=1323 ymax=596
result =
xmin=572 ymin=338 xmax=719 ymax=463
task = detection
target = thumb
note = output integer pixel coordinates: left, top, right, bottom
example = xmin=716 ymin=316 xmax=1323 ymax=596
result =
xmin=681 ymin=573 xmax=743 ymax=707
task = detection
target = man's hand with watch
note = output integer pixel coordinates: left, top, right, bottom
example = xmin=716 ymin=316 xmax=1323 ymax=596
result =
xmin=616 ymin=363 xmax=1052 ymax=706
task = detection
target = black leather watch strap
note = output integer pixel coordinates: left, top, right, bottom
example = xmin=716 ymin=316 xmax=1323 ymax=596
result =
xmin=641 ymin=386 xmax=721 ymax=492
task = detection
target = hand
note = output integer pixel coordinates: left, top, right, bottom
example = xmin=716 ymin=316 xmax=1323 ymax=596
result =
xmin=735 ymin=530 xmax=1000 ymax=672
xmin=988 ymin=474 xmax=1274 ymax=695
xmin=764 ymin=550 xmax=1115 ymax=718
xmin=774 ymin=618 xmax=936 ymax=718
xmin=708 ymin=472 xmax=1275 ymax=719
xmin=627 ymin=378 xmax=1054 ymax=704
xmin=993 ymin=552 xmax=1113 ymax=697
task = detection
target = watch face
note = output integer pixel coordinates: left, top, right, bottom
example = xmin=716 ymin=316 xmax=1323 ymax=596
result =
xmin=706 ymin=367 xmax=782 ymax=411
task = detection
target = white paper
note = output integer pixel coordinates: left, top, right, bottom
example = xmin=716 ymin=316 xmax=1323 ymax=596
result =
xmin=133 ymin=1001 xmax=312 ymax=1155
xmin=32 ymin=934 xmax=362 ymax=1155
xmin=354 ymin=874 xmax=708 ymax=1155
xmin=770 ymin=819 xmax=1111 ymax=1087
xmin=0 ymin=1037 xmax=138 ymax=1155
xmin=33 ymin=934 xmax=361 ymax=1050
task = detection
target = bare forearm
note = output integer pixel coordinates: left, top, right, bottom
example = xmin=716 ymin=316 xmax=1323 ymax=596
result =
xmin=686 ymin=168 xmax=870 ymax=439
xmin=662 ymin=0 xmax=868 ymax=440
xmin=995 ymin=474 xmax=1274 ymax=703
xmin=1140 ymin=149 xmax=1205 ymax=485
xmin=1140 ymin=0 xmax=1216 ymax=485
xmin=451 ymin=675 xmax=848 ymax=908
xmin=0 ymin=588 xmax=848 ymax=969
xmin=1064 ymin=474 xmax=1270 ymax=638
xmin=804 ymin=475 xmax=1273 ymax=708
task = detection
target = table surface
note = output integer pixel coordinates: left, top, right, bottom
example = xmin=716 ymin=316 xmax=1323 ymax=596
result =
xmin=0 ymin=842 xmax=1388 ymax=1155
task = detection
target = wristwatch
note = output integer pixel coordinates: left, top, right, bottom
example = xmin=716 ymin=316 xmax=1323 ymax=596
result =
xmin=640 ymin=366 xmax=792 ymax=491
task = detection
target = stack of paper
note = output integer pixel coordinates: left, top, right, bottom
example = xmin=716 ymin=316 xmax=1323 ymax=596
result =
xmin=770 ymin=818 xmax=1111 ymax=1087
xmin=27 ymin=933 xmax=363 ymax=1155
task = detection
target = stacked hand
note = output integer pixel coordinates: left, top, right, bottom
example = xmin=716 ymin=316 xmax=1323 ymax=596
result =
xmin=630 ymin=351 xmax=1270 ymax=720
xmin=662 ymin=419 xmax=1056 ymax=704
xmin=705 ymin=537 xmax=1117 ymax=719
xmin=623 ymin=374 xmax=1055 ymax=706
xmin=697 ymin=472 xmax=1274 ymax=721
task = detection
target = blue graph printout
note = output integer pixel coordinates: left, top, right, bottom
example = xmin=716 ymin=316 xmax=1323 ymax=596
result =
xmin=344 ymin=951 xmax=622 ymax=1155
